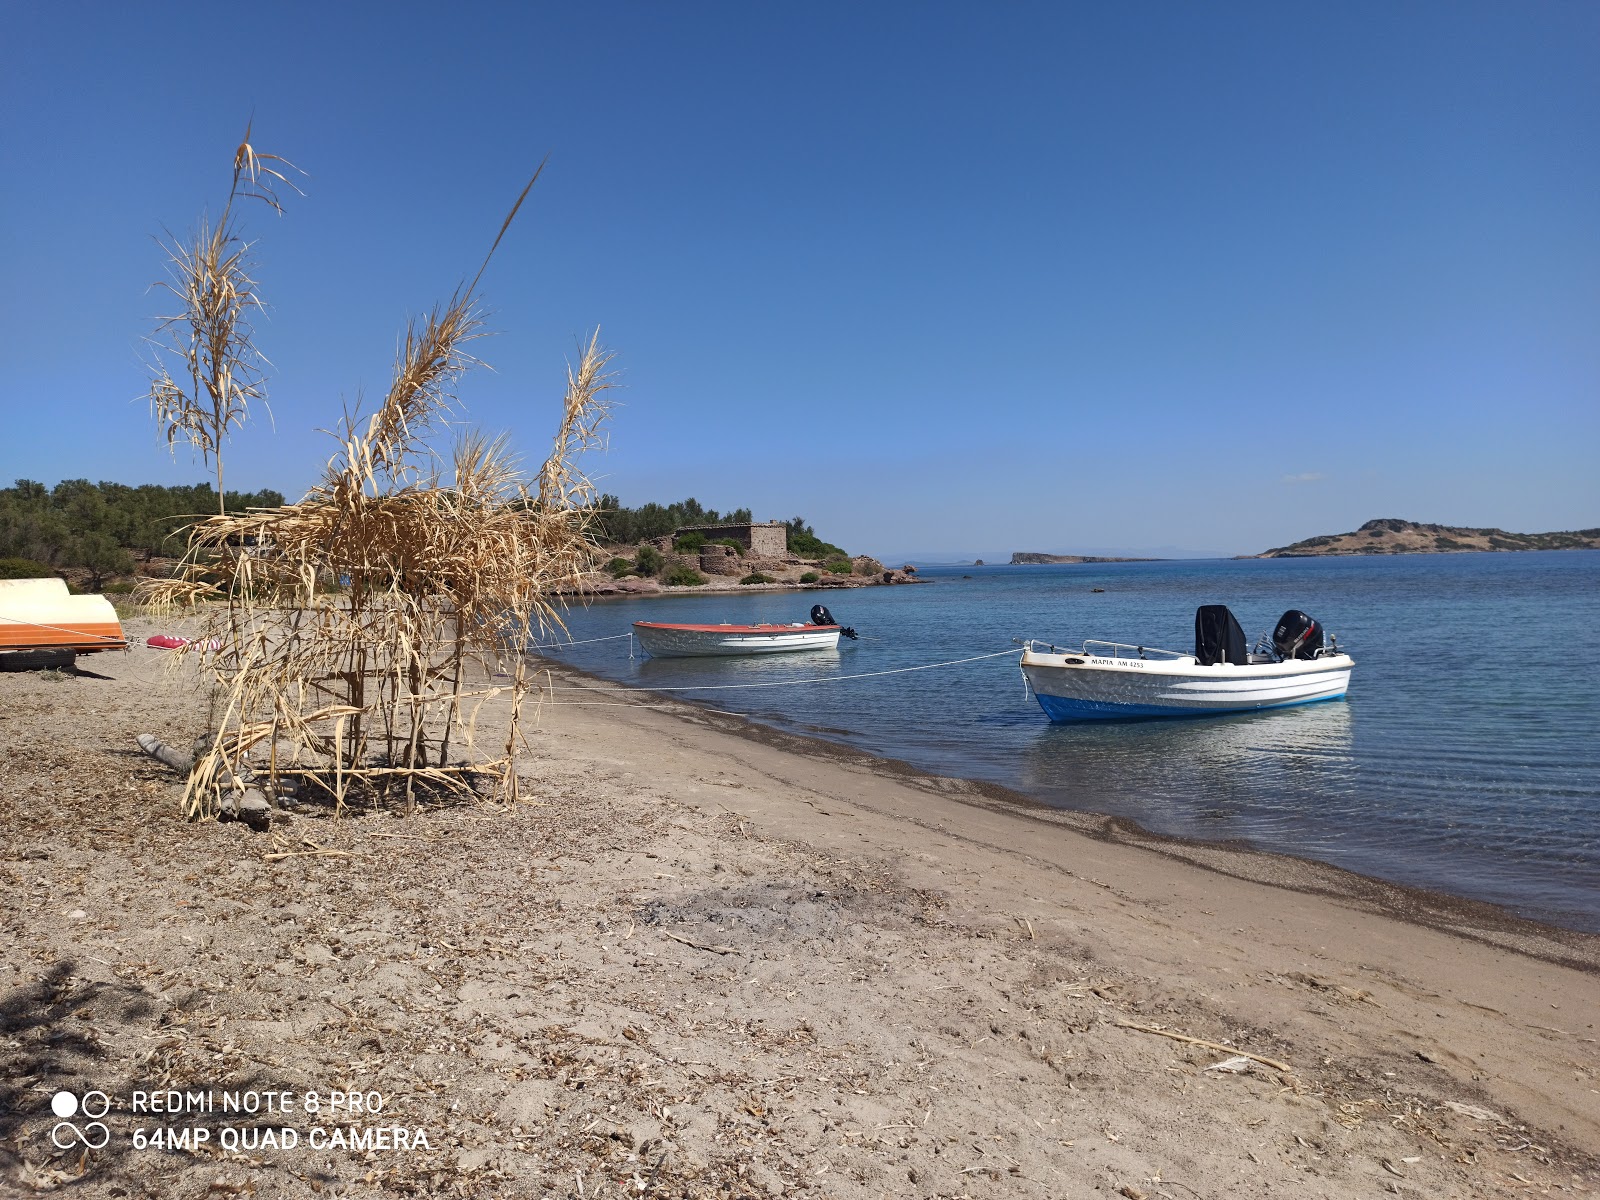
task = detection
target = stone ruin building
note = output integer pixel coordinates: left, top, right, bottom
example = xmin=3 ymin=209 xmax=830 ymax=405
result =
xmin=675 ymin=521 xmax=788 ymax=557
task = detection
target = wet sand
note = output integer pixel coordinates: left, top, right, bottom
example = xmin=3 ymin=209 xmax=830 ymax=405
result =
xmin=1 ymin=618 xmax=1596 ymax=1197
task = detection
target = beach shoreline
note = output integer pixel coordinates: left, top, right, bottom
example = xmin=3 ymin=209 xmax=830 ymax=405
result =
xmin=2 ymin=618 xmax=1596 ymax=1196
xmin=551 ymin=656 xmax=1600 ymax=967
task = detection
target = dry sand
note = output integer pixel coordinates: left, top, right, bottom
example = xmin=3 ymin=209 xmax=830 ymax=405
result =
xmin=2 ymin=616 xmax=1597 ymax=1198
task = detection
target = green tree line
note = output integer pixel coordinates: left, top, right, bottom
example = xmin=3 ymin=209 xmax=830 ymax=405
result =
xmin=592 ymin=495 xmax=754 ymax=544
xmin=0 ymin=479 xmax=286 ymax=587
xmin=592 ymin=496 xmax=845 ymax=559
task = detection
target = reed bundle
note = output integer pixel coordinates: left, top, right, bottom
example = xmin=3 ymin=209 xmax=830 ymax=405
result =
xmin=140 ymin=140 xmax=612 ymax=818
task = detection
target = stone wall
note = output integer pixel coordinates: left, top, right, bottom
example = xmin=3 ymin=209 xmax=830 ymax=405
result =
xmin=741 ymin=556 xmax=787 ymax=574
xmin=676 ymin=522 xmax=788 ymax=557
xmin=748 ymin=523 xmax=787 ymax=557
xmin=698 ymin=545 xmax=744 ymax=576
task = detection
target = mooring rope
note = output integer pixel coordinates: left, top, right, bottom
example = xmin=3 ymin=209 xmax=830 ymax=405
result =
xmin=525 ymin=631 xmax=635 ymax=651
xmin=533 ymin=646 xmax=1023 ymax=693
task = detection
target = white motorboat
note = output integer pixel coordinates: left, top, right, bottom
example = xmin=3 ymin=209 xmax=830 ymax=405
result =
xmin=632 ymin=604 xmax=858 ymax=658
xmin=1020 ymin=605 xmax=1353 ymax=721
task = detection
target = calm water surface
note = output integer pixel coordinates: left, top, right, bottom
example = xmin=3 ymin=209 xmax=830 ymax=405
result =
xmin=535 ymin=552 xmax=1600 ymax=932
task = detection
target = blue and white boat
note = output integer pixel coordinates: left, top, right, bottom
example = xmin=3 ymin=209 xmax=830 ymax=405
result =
xmin=1020 ymin=605 xmax=1354 ymax=721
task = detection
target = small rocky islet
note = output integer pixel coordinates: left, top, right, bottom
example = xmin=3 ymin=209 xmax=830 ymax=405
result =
xmin=1008 ymin=518 xmax=1598 ymax=565
xmin=1258 ymin=517 xmax=1600 ymax=557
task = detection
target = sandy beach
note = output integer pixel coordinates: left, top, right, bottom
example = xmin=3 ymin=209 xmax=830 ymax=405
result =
xmin=2 ymin=616 xmax=1597 ymax=1198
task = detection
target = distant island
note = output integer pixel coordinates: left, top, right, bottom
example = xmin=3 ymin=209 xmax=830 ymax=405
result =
xmin=1260 ymin=518 xmax=1600 ymax=558
xmin=1010 ymin=552 xmax=1162 ymax=564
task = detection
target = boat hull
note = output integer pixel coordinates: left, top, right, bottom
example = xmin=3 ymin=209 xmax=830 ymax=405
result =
xmin=632 ymin=622 xmax=842 ymax=658
xmin=1021 ymin=647 xmax=1353 ymax=722
xmin=0 ymin=578 xmax=127 ymax=655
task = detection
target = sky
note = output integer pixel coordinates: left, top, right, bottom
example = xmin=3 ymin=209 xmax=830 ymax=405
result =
xmin=2 ymin=2 xmax=1595 ymax=560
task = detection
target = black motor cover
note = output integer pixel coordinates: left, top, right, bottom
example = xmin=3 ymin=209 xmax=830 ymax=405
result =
xmin=811 ymin=604 xmax=858 ymax=639
xmin=1195 ymin=605 xmax=1247 ymax=666
xmin=1273 ymin=610 xmax=1324 ymax=660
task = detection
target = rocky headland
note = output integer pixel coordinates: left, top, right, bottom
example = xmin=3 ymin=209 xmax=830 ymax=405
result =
xmin=1260 ymin=518 xmax=1600 ymax=558
xmin=581 ymin=538 xmax=919 ymax=596
xmin=1009 ymin=552 xmax=1162 ymax=565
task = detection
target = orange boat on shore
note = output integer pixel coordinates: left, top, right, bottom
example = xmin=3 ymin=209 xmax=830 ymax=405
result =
xmin=0 ymin=577 xmax=127 ymax=659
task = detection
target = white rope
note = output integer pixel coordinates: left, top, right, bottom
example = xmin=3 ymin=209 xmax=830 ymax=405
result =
xmin=534 ymin=647 xmax=1023 ymax=693
xmin=525 ymin=632 xmax=635 ymax=651
xmin=545 ymin=701 xmax=703 ymax=709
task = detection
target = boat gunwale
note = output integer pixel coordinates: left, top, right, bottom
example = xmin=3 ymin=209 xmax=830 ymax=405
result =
xmin=632 ymin=621 xmax=840 ymax=635
xmin=1020 ymin=645 xmax=1356 ymax=679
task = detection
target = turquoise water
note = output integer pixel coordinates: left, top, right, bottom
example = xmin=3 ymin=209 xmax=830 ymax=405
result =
xmin=535 ymin=551 xmax=1600 ymax=933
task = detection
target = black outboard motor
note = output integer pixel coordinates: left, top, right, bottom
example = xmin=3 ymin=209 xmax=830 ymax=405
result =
xmin=1272 ymin=610 xmax=1324 ymax=660
xmin=1195 ymin=605 xmax=1247 ymax=666
xmin=810 ymin=604 xmax=858 ymax=640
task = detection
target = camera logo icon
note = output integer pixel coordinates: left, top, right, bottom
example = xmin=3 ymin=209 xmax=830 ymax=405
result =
xmin=50 ymin=1090 xmax=111 ymax=1150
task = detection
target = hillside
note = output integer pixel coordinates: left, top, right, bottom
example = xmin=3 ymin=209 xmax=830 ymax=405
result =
xmin=1261 ymin=518 xmax=1600 ymax=557
xmin=1009 ymin=553 xmax=1161 ymax=564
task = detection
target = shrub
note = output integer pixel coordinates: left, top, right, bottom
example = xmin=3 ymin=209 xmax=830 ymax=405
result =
xmin=784 ymin=517 xmax=845 ymax=560
xmin=799 ymin=571 xmax=820 ymax=583
xmin=739 ymin=572 xmax=774 ymax=585
xmin=102 ymin=581 xmax=136 ymax=594
xmin=672 ymin=532 xmax=706 ymax=552
xmin=0 ymin=557 xmax=57 ymax=580
xmin=662 ymin=564 xmax=705 ymax=587
xmin=712 ymin=538 xmax=744 ymax=554
xmin=634 ymin=545 xmax=664 ymax=576
xmin=824 ymin=558 xmax=853 ymax=574
xmin=606 ymin=556 xmax=634 ymax=578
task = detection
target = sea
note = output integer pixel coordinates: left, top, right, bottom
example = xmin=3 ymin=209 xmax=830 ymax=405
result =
xmin=531 ymin=551 xmax=1600 ymax=934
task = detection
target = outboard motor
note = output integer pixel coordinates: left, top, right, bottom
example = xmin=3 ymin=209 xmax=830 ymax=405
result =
xmin=1272 ymin=610 xmax=1324 ymax=660
xmin=1195 ymin=605 xmax=1247 ymax=666
xmin=810 ymin=604 xmax=858 ymax=640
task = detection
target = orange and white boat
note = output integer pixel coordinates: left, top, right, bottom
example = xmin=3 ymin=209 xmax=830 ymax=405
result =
xmin=0 ymin=577 xmax=128 ymax=658
xmin=632 ymin=604 xmax=859 ymax=658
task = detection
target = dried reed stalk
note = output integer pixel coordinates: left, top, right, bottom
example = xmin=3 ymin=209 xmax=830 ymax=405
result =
xmin=146 ymin=123 xmax=302 ymax=515
xmin=140 ymin=148 xmax=613 ymax=819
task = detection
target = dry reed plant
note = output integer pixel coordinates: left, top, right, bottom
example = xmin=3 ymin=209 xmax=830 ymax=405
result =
xmin=140 ymin=147 xmax=614 ymax=819
xmin=146 ymin=123 xmax=301 ymax=516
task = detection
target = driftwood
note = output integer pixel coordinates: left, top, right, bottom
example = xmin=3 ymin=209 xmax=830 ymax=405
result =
xmin=136 ymin=733 xmax=195 ymax=774
xmin=1113 ymin=1019 xmax=1292 ymax=1073
xmin=663 ymin=931 xmax=737 ymax=955
xmin=227 ymin=788 xmax=272 ymax=831
xmin=263 ymin=836 xmax=354 ymax=863
xmin=138 ymin=733 xmax=271 ymax=830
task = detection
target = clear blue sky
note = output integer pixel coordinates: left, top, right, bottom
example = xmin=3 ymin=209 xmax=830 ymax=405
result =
xmin=2 ymin=2 xmax=1595 ymax=559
